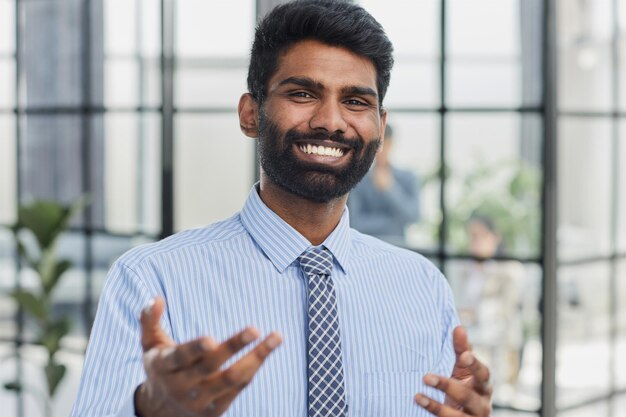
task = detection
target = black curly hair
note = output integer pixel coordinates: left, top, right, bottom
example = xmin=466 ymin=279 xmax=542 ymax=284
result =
xmin=247 ymin=0 xmax=394 ymax=110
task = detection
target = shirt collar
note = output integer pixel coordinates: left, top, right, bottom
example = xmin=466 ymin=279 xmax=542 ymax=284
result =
xmin=240 ymin=184 xmax=352 ymax=274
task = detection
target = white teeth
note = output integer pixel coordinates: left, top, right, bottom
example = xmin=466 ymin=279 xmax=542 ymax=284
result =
xmin=299 ymin=144 xmax=344 ymax=157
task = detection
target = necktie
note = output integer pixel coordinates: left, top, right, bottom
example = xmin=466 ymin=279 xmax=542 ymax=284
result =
xmin=298 ymin=247 xmax=348 ymax=417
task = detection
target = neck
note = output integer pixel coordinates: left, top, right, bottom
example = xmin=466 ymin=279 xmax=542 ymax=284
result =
xmin=259 ymin=175 xmax=347 ymax=246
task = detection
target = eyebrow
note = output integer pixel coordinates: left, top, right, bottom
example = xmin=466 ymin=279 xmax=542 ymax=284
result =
xmin=277 ymin=76 xmax=323 ymax=90
xmin=277 ymin=76 xmax=379 ymax=100
xmin=340 ymin=86 xmax=378 ymax=100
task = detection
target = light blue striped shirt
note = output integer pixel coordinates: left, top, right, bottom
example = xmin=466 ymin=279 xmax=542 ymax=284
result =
xmin=71 ymin=185 xmax=459 ymax=416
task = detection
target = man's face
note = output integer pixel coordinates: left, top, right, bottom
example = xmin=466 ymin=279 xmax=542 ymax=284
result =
xmin=256 ymin=40 xmax=386 ymax=203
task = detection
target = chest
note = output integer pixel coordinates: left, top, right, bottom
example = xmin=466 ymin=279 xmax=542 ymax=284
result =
xmin=160 ymin=261 xmax=450 ymax=416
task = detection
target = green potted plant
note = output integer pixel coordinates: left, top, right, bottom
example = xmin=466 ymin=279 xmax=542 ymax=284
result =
xmin=4 ymin=197 xmax=87 ymax=417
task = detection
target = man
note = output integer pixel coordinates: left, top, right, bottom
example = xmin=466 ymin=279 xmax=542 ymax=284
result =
xmin=348 ymin=124 xmax=421 ymax=243
xmin=71 ymin=1 xmax=492 ymax=416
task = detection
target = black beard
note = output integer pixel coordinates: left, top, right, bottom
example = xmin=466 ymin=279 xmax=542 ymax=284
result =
xmin=257 ymin=112 xmax=381 ymax=203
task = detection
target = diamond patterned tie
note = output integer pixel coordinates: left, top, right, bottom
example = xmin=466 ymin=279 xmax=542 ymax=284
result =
xmin=299 ymin=247 xmax=348 ymax=417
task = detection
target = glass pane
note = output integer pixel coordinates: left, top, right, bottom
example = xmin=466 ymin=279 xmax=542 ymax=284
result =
xmin=20 ymin=115 xmax=85 ymax=225
xmin=559 ymin=46 xmax=613 ymax=112
xmin=141 ymin=58 xmax=161 ymax=108
xmin=383 ymin=61 xmax=439 ymax=108
xmin=617 ymin=259 xmax=626 ymax=389
xmin=447 ymin=260 xmax=542 ymax=410
xmin=447 ymin=61 xmax=521 ymax=107
xmin=103 ymin=0 xmax=160 ymax=102
xmin=0 ymin=0 xmax=15 ymax=54
xmin=0 ymin=343 xmax=17 ymax=415
xmin=618 ymin=40 xmax=626 ymax=111
xmin=103 ymin=58 xmax=161 ymax=108
xmin=174 ymin=114 xmax=255 ymax=231
xmin=104 ymin=59 xmax=138 ymax=107
xmin=448 ymin=0 xmax=520 ymax=56
xmin=620 ymin=0 xmax=626 ymax=110
xmin=445 ymin=113 xmax=543 ymax=258
xmin=557 ymin=263 xmax=611 ymax=408
xmin=20 ymin=0 xmax=85 ymax=107
xmin=0 ymin=59 xmax=15 ymax=108
xmin=556 ymin=401 xmax=609 ymax=417
xmin=612 ymin=392 xmax=626 ymax=415
xmin=175 ymin=65 xmax=247 ymax=108
xmin=348 ymin=114 xmax=440 ymax=250
xmin=175 ymin=0 xmax=254 ymax=58
xmin=0 ymin=115 xmax=16 ymax=224
xmin=558 ymin=117 xmax=612 ymax=261
xmin=105 ymin=0 xmax=162 ymax=57
xmin=360 ymin=0 xmax=439 ymax=56
xmin=559 ymin=0 xmax=612 ymax=45
xmin=557 ymin=0 xmax=613 ymax=111
xmin=446 ymin=0 xmax=537 ymax=108
xmin=139 ymin=0 xmax=160 ymax=58
xmin=0 ymin=229 xmax=17 ymax=340
xmin=104 ymin=0 xmax=137 ymax=55
xmin=98 ymin=113 xmax=161 ymax=235
xmin=618 ymin=128 xmax=626 ymax=252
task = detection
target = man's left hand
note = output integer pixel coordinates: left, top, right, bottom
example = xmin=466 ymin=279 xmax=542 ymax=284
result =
xmin=414 ymin=326 xmax=493 ymax=416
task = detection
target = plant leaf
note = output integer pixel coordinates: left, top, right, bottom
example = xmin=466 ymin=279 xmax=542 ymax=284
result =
xmin=3 ymin=381 xmax=22 ymax=392
xmin=42 ymin=259 xmax=72 ymax=295
xmin=45 ymin=362 xmax=66 ymax=397
xmin=10 ymin=290 xmax=46 ymax=321
xmin=40 ymin=317 xmax=72 ymax=356
xmin=16 ymin=201 xmax=67 ymax=250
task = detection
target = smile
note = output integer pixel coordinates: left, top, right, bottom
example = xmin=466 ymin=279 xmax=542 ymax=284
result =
xmin=298 ymin=144 xmax=345 ymax=157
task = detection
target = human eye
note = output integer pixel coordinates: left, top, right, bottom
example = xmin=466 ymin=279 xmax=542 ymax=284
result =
xmin=346 ymin=98 xmax=366 ymax=106
xmin=345 ymin=97 xmax=373 ymax=109
xmin=289 ymin=91 xmax=315 ymax=99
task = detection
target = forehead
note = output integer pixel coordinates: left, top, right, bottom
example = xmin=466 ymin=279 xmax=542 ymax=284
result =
xmin=269 ymin=39 xmax=378 ymax=93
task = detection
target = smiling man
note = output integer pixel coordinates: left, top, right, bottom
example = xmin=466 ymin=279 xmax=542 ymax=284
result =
xmin=71 ymin=1 xmax=492 ymax=417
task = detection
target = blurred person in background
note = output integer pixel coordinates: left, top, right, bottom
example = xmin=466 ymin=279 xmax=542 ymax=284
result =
xmin=348 ymin=124 xmax=421 ymax=244
xmin=454 ymin=214 xmax=524 ymax=403
xmin=71 ymin=1 xmax=493 ymax=417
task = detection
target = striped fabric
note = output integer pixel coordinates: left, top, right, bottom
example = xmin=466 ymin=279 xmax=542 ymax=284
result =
xmin=70 ymin=184 xmax=459 ymax=417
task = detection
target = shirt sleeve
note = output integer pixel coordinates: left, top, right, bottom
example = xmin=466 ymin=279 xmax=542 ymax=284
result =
xmin=437 ymin=271 xmax=461 ymax=378
xmin=69 ymin=261 xmax=158 ymax=417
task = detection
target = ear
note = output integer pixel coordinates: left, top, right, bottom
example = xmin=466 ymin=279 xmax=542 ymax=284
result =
xmin=377 ymin=109 xmax=387 ymax=153
xmin=238 ymin=93 xmax=259 ymax=138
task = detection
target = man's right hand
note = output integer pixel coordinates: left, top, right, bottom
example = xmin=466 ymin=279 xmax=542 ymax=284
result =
xmin=135 ymin=297 xmax=282 ymax=417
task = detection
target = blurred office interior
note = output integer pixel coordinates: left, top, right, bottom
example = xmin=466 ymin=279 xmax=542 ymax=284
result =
xmin=0 ymin=0 xmax=624 ymax=416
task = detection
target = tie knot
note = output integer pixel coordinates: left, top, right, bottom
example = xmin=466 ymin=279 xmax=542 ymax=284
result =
xmin=298 ymin=247 xmax=333 ymax=276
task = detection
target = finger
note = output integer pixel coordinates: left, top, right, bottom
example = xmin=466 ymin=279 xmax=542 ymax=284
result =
xmin=422 ymin=374 xmax=492 ymax=416
xmin=203 ymin=332 xmax=282 ymax=397
xmin=173 ymin=327 xmax=261 ymax=386
xmin=452 ymin=326 xmax=471 ymax=357
xmin=140 ymin=297 xmax=173 ymax=351
xmin=414 ymin=394 xmax=467 ymax=417
xmin=206 ymin=327 xmax=261 ymax=370
xmin=458 ymin=352 xmax=491 ymax=394
xmin=159 ymin=336 xmax=218 ymax=373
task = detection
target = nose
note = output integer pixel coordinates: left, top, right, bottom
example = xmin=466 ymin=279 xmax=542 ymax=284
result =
xmin=308 ymin=99 xmax=348 ymax=134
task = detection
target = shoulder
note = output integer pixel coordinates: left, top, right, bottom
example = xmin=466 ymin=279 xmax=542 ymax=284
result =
xmin=116 ymin=213 xmax=247 ymax=270
xmin=350 ymin=228 xmax=440 ymax=276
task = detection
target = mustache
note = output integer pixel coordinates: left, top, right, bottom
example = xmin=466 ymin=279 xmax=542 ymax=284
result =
xmin=283 ymin=129 xmax=364 ymax=151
